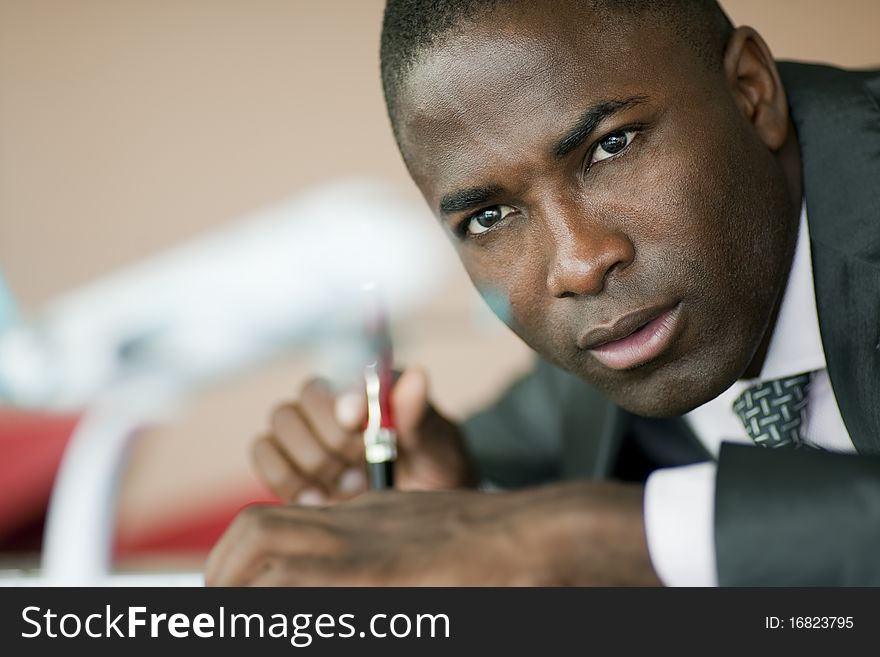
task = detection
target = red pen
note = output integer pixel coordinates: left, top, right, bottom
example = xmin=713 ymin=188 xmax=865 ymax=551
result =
xmin=362 ymin=287 xmax=397 ymax=489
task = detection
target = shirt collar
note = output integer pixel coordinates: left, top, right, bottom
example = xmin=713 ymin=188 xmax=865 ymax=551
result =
xmin=753 ymin=203 xmax=826 ymax=381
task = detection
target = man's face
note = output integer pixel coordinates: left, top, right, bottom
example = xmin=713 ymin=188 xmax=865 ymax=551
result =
xmin=396 ymin=5 xmax=797 ymax=416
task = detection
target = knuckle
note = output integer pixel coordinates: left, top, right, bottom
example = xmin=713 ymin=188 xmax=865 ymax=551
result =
xmin=252 ymin=440 xmax=301 ymax=499
xmin=321 ymin=425 xmax=351 ymax=451
xmin=269 ymin=403 xmax=296 ymax=433
xmin=251 ymin=435 xmax=268 ymax=462
xmin=300 ymin=378 xmax=331 ymax=405
xmin=239 ymin=505 xmax=286 ymax=537
xmin=239 ymin=503 xmax=268 ymax=524
xmin=266 ymin=469 xmax=302 ymax=500
xmin=341 ymin=438 xmax=366 ymax=463
xmin=232 ymin=506 xmax=271 ymax=541
xmin=253 ymin=553 xmax=280 ymax=582
xmin=251 ymin=434 xmax=274 ymax=463
xmin=295 ymin=452 xmax=329 ymax=477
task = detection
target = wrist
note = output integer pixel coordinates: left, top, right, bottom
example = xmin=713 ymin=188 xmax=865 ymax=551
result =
xmin=510 ymin=480 xmax=662 ymax=586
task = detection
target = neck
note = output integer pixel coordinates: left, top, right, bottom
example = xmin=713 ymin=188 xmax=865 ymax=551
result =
xmin=742 ymin=121 xmax=804 ymax=379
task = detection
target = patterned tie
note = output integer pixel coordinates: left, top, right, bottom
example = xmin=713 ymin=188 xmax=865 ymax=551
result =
xmin=732 ymin=373 xmax=813 ymax=448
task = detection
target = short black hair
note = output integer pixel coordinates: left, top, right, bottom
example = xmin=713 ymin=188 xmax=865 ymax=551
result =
xmin=380 ymin=0 xmax=734 ymax=140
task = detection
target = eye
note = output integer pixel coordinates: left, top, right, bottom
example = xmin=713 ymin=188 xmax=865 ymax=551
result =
xmin=464 ymin=204 xmax=516 ymax=236
xmin=590 ymin=130 xmax=637 ymax=165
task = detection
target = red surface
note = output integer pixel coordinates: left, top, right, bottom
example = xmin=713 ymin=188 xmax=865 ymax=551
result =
xmin=113 ymin=493 xmax=277 ymax=557
xmin=0 ymin=407 xmax=78 ymax=544
xmin=0 ymin=406 xmax=272 ymax=557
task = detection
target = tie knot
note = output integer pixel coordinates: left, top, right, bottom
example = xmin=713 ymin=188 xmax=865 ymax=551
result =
xmin=732 ymin=373 xmax=813 ymax=448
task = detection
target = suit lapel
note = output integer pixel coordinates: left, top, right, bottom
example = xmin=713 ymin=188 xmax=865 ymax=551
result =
xmin=560 ymin=387 xmax=626 ymax=479
xmin=780 ymin=63 xmax=880 ymax=453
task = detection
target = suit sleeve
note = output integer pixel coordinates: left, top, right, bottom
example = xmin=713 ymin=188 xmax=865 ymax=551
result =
xmin=461 ymin=358 xmax=615 ymax=487
xmin=460 ymin=358 xmax=567 ymax=487
xmin=715 ymin=442 xmax=880 ymax=585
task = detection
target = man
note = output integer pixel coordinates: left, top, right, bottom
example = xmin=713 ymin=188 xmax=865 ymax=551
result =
xmin=206 ymin=0 xmax=880 ymax=586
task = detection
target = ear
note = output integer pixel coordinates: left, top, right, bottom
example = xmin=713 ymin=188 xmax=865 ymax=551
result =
xmin=722 ymin=26 xmax=789 ymax=151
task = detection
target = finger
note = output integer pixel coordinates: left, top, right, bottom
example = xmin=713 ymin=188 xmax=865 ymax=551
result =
xmin=290 ymin=481 xmax=328 ymax=507
xmin=249 ymin=558 xmax=369 ymax=587
xmin=207 ymin=506 xmax=319 ymax=586
xmin=207 ymin=506 xmax=345 ymax=586
xmin=252 ymin=434 xmax=309 ymax=503
xmin=270 ymin=403 xmax=346 ymax=483
xmin=250 ymin=559 xmax=292 ymax=587
xmin=390 ymin=367 xmax=431 ymax=449
xmin=333 ymin=390 xmax=370 ymax=463
xmin=334 ymin=388 xmax=367 ymax=430
xmin=329 ymin=465 xmax=368 ymax=501
xmin=205 ymin=505 xmax=272 ymax=586
xmin=253 ymin=435 xmax=328 ymax=505
xmin=300 ymin=379 xmax=365 ymax=464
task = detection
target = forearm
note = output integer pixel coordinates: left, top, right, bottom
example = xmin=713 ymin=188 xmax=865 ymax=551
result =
xmin=207 ymin=478 xmax=663 ymax=586
xmin=508 ymin=480 xmax=662 ymax=586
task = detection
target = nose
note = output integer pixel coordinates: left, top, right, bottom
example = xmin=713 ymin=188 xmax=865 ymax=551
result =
xmin=544 ymin=208 xmax=634 ymax=298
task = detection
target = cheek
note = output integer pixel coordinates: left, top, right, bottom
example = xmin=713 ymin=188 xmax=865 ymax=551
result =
xmin=615 ymin=123 xmax=747 ymax=273
xmin=461 ymin=246 xmax=549 ymax=336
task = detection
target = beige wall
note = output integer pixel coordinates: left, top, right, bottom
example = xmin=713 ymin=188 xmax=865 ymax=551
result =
xmin=0 ymin=1 xmax=877 ymax=547
xmin=723 ymin=0 xmax=880 ymax=66
xmin=2 ymin=0 xmax=878 ymax=309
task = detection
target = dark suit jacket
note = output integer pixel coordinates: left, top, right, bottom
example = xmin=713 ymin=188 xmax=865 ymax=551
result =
xmin=462 ymin=62 xmax=880 ymax=586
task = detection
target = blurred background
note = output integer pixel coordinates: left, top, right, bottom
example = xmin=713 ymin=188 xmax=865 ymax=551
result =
xmin=0 ymin=0 xmax=877 ymax=581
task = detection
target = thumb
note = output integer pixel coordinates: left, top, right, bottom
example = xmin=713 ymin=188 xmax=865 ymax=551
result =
xmin=334 ymin=389 xmax=367 ymax=431
xmin=390 ymin=367 xmax=432 ymax=448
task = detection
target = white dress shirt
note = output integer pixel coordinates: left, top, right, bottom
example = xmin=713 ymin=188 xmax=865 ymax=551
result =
xmin=643 ymin=206 xmax=854 ymax=586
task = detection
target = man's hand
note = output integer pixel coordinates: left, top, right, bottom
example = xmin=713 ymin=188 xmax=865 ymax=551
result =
xmin=253 ymin=368 xmax=476 ymax=505
xmin=204 ymin=481 xmax=662 ymax=586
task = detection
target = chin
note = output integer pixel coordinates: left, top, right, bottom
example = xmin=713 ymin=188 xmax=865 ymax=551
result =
xmin=613 ymin=389 xmax=703 ymax=418
xmin=598 ymin=359 xmax=741 ymax=419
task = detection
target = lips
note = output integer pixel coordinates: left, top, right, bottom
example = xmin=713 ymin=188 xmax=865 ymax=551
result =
xmin=579 ymin=302 xmax=683 ymax=371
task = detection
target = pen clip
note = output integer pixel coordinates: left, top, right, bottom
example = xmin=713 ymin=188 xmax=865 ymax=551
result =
xmin=363 ymin=361 xmax=397 ymax=465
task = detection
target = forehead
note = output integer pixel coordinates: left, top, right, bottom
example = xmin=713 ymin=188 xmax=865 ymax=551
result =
xmin=396 ymin=5 xmax=705 ymax=199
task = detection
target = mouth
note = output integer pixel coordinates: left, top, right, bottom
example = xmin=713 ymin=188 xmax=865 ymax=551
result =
xmin=578 ymin=301 xmax=683 ymax=371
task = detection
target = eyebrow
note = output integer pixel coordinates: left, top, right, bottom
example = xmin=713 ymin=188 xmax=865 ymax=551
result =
xmin=439 ymin=184 xmax=504 ymax=215
xmin=437 ymin=95 xmax=648 ymax=217
xmin=552 ymin=95 xmax=648 ymax=159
